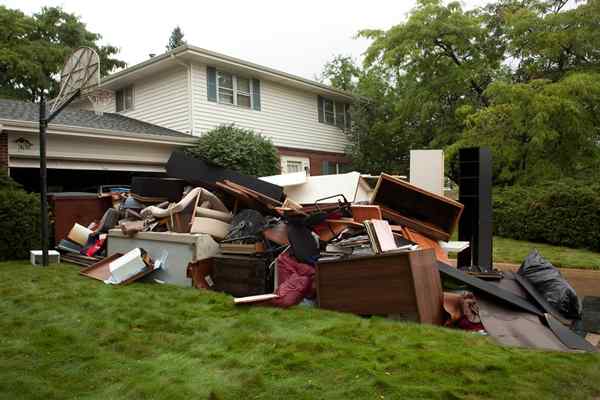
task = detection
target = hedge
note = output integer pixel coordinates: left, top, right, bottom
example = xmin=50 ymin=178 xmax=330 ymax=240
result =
xmin=0 ymin=189 xmax=41 ymax=261
xmin=493 ymin=180 xmax=600 ymax=251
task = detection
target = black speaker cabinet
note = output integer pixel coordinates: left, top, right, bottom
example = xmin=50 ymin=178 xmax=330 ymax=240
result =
xmin=457 ymin=148 xmax=492 ymax=271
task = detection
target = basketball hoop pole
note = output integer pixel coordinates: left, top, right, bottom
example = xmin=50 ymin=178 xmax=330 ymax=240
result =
xmin=38 ymin=88 xmax=81 ymax=267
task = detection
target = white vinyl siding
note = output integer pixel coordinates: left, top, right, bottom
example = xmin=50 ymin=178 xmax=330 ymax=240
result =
xmin=191 ymin=62 xmax=348 ymax=153
xmin=75 ymin=67 xmax=190 ymax=133
xmin=119 ymin=67 xmax=189 ymax=133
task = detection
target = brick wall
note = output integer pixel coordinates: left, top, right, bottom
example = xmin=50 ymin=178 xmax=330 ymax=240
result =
xmin=277 ymin=146 xmax=350 ymax=176
xmin=0 ymin=132 xmax=7 ymax=172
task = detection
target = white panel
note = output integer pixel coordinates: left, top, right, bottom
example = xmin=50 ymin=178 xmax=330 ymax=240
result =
xmin=191 ymin=62 xmax=349 ymax=153
xmin=409 ymin=149 xmax=445 ymax=196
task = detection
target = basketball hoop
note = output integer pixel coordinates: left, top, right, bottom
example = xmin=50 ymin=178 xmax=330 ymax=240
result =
xmin=49 ymin=47 xmax=100 ymax=114
xmin=38 ymin=46 xmax=102 ymax=267
xmin=86 ymin=88 xmax=113 ymax=115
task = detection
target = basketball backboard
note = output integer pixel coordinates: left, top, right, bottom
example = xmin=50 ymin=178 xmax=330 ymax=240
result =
xmin=49 ymin=47 xmax=100 ymax=114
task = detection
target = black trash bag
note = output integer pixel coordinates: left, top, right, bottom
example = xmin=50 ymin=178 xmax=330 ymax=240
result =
xmin=518 ymin=250 xmax=581 ymax=319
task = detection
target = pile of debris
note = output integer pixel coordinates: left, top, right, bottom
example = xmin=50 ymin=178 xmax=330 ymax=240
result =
xmin=53 ymin=150 xmax=598 ymax=353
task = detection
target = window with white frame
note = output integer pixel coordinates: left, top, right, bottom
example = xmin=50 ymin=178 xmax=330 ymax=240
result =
xmin=217 ymin=71 xmax=252 ymax=108
xmin=116 ymin=86 xmax=134 ymax=112
xmin=318 ymin=96 xmax=349 ymax=130
xmin=280 ymin=156 xmax=310 ymax=174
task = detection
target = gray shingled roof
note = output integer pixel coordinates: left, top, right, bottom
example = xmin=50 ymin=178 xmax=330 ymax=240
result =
xmin=0 ymin=98 xmax=191 ymax=138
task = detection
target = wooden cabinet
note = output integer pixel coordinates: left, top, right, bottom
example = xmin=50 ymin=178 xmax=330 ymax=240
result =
xmin=49 ymin=193 xmax=111 ymax=244
xmin=316 ymin=249 xmax=444 ymax=325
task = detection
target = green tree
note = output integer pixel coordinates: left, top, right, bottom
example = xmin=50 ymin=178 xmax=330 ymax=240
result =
xmin=166 ymin=26 xmax=186 ymax=50
xmin=323 ymin=0 xmax=600 ymax=182
xmin=448 ymin=72 xmax=600 ymax=185
xmin=320 ymin=55 xmax=360 ymax=92
xmin=0 ymin=6 xmax=125 ymax=102
xmin=186 ymin=124 xmax=280 ymax=177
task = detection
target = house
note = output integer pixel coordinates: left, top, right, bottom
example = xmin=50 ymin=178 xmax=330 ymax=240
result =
xmin=73 ymin=44 xmax=354 ymax=175
xmin=0 ymin=44 xmax=354 ymax=190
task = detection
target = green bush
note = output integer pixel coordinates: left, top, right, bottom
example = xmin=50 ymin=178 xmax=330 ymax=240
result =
xmin=186 ymin=124 xmax=280 ymax=177
xmin=493 ymin=180 xmax=600 ymax=251
xmin=0 ymin=171 xmax=41 ymax=261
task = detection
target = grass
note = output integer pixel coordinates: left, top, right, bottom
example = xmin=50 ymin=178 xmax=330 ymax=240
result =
xmin=448 ymin=236 xmax=600 ymax=270
xmin=493 ymin=237 xmax=600 ymax=270
xmin=1 ymin=261 xmax=600 ymax=400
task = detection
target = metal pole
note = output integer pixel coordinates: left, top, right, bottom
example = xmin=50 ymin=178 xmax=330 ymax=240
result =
xmin=39 ymin=94 xmax=49 ymax=267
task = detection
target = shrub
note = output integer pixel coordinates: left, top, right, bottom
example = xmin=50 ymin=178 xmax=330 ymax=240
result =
xmin=493 ymin=180 xmax=600 ymax=251
xmin=0 ymin=188 xmax=41 ymax=261
xmin=186 ymin=124 xmax=280 ymax=177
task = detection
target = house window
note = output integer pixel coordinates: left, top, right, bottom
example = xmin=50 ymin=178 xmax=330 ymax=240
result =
xmin=318 ymin=96 xmax=350 ymax=130
xmin=322 ymin=160 xmax=352 ymax=175
xmin=115 ymin=86 xmax=134 ymax=112
xmin=217 ymin=71 xmax=252 ymax=108
xmin=281 ymin=156 xmax=310 ymax=174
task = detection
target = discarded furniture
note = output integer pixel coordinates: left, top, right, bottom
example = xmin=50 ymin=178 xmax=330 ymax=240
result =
xmin=30 ymin=250 xmax=60 ymax=265
xmin=166 ymin=150 xmax=284 ymax=201
xmin=371 ymin=173 xmax=463 ymax=242
xmin=49 ymin=192 xmax=111 ymax=245
xmin=107 ymin=229 xmax=219 ymax=287
xmin=210 ymin=254 xmax=274 ymax=297
xmin=458 ymin=147 xmax=493 ymax=271
xmin=316 ymin=249 xmax=444 ymax=324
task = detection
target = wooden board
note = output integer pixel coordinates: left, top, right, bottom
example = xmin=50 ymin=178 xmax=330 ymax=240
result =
xmin=316 ymin=249 xmax=444 ymax=325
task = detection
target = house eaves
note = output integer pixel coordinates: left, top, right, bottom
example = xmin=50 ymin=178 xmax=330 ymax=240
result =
xmin=101 ymin=45 xmax=355 ymax=102
xmin=0 ymin=118 xmax=197 ymax=146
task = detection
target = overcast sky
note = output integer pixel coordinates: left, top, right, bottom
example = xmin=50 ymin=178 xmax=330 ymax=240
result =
xmin=4 ymin=0 xmax=483 ymax=80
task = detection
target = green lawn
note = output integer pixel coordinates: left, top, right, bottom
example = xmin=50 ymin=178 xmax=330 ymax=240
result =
xmin=493 ymin=237 xmax=600 ymax=270
xmin=1 ymin=262 xmax=599 ymax=399
xmin=448 ymin=236 xmax=600 ymax=270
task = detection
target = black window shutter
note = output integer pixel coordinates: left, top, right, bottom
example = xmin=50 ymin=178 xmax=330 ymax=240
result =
xmin=252 ymin=78 xmax=261 ymax=111
xmin=207 ymin=66 xmax=217 ymax=102
xmin=317 ymin=95 xmax=324 ymax=123
xmin=345 ymin=103 xmax=352 ymax=131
